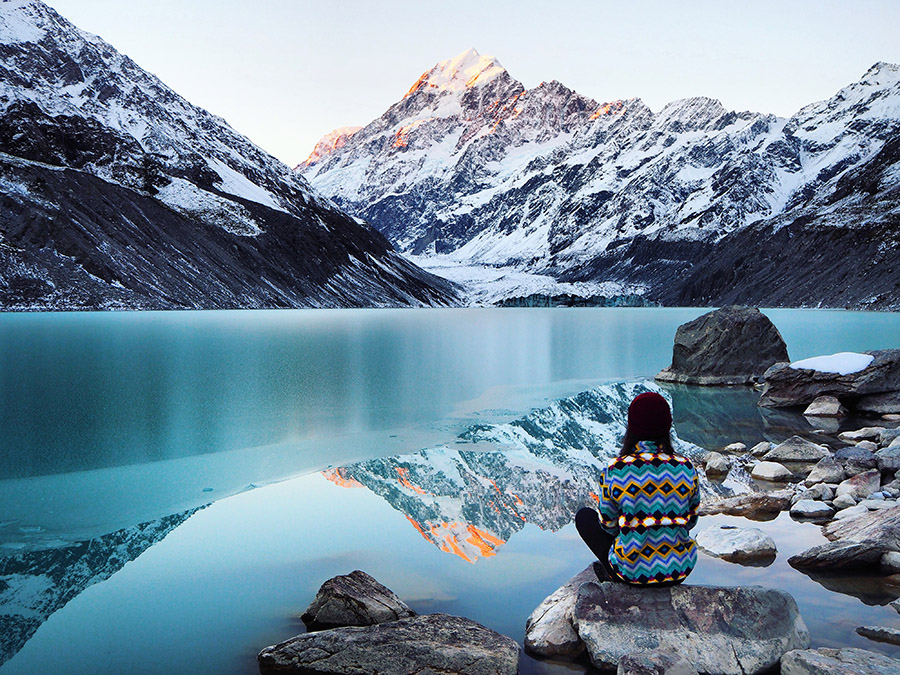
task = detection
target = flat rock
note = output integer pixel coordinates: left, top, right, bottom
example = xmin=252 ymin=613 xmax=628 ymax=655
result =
xmin=697 ymin=490 xmax=792 ymax=520
xmin=524 ymin=565 xmax=595 ymax=658
xmin=834 ymin=504 xmax=871 ymax=520
xmin=759 ymin=350 xmax=900 ymax=408
xmin=856 ymin=625 xmax=900 ymax=646
xmin=655 ymin=307 xmax=789 ymax=386
xmin=695 ymin=524 xmax=777 ymax=563
xmin=258 ymin=613 xmax=519 ymax=675
xmin=840 ymin=427 xmax=888 ymax=443
xmin=617 ymin=649 xmax=699 ymax=675
xmin=751 ymin=461 xmax=793 ymax=482
xmin=790 ymin=500 xmax=836 ymax=519
xmin=300 ymin=570 xmax=415 ymax=631
xmin=781 ymin=647 xmax=900 ymax=674
xmin=788 ymin=540 xmax=889 ymax=572
xmin=835 ymin=470 xmax=882 ymax=501
xmin=572 ymin=582 xmax=809 ymax=674
xmin=763 ymin=436 xmax=830 ymax=462
xmin=805 ymin=456 xmax=845 ymax=485
xmin=803 ymin=395 xmax=848 ymax=417
xmin=823 ymin=503 xmax=900 ymax=549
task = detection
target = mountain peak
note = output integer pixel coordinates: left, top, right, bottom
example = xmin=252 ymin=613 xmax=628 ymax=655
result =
xmin=298 ymin=126 xmax=363 ymax=169
xmin=404 ymin=48 xmax=507 ymax=98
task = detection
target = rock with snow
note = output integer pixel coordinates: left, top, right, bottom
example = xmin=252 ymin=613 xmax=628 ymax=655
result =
xmin=751 ymin=461 xmax=794 ymax=482
xmin=759 ymin=351 xmax=900 ymax=408
xmin=763 ymin=436 xmax=830 ymax=462
xmin=805 ymin=456 xmax=846 ymax=485
xmin=835 ymin=470 xmax=882 ymax=501
xmin=300 ymin=570 xmax=416 ymax=631
xmin=781 ymin=647 xmax=900 ymax=675
xmin=695 ymin=524 xmax=777 ymax=563
xmin=803 ymin=395 xmax=848 ymax=417
xmin=790 ymin=500 xmax=836 ymax=519
xmin=617 ymin=649 xmax=698 ymax=675
xmin=258 ymin=613 xmax=519 ymax=675
xmin=655 ymin=307 xmax=789 ymax=385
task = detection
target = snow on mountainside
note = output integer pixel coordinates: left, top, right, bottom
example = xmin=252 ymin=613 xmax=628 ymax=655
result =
xmin=301 ymin=52 xmax=900 ymax=309
xmin=0 ymin=0 xmax=458 ymax=309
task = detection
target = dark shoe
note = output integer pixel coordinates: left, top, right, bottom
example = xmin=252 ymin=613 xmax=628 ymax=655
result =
xmin=592 ymin=561 xmax=610 ymax=581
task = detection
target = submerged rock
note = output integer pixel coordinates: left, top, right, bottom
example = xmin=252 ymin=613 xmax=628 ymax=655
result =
xmin=781 ymin=647 xmax=900 ymax=674
xmin=695 ymin=524 xmax=777 ymax=564
xmin=572 ymin=581 xmax=809 ymax=674
xmin=259 ymin=613 xmax=519 ymax=675
xmin=655 ymin=307 xmax=789 ymax=386
xmin=300 ymin=570 xmax=415 ymax=631
xmin=758 ymin=349 xmax=900 ymax=408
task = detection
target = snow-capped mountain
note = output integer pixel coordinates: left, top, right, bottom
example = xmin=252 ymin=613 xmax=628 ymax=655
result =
xmin=326 ymin=381 xmax=746 ymax=564
xmin=0 ymin=0 xmax=458 ymax=309
xmin=301 ymin=50 xmax=900 ymax=309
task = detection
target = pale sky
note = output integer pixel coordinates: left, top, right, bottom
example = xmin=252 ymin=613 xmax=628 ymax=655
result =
xmin=47 ymin=0 xmax=900 ymax=168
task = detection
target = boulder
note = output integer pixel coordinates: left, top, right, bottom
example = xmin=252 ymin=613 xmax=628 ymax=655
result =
xmin=697 ymin=491 xmax=792 ymax=520
xmin=617 ymin=649 xmax=699 ymax=675
xmin=790 ymin=500 xmax=836 ymax=519
xmin=763 ymin=436 xmax=830 ymax=462
xmin=856 ymin=625 xmax=900 ymax=645
xmin=876 ymin=446 xmax=900 ymax=473
xmin=695 ymin=525 xmax=777 ymax=563
xmin=523 ymin=565 xmax=595 ymax=658
xmin=751 ymin=461 xmax=793 ymax=482
xmin=758 ymin=349 xmax=900 ymax=408
xmin=722 ymin=442 xmax=747 ymax=454
xmin=803 ymin=395 xmax=848 ymax=417
xmin=857 ymin=391 xmax=900 ymax=414
xmin=835 ymin=470 xmax=882 ymax=501
xmin=840 ymin=427 xmax=888 ymax=443
xmin=833 ymin=494 xmax=858 ymax=509
xmin=788 ymin=540 xmax=890 ymax=572
xmin=822 ymin=503 xmax=900 ymax=550
xmin=655 ymin=307 xmax=789 ymax=386
xmin=258 ymin=613 xmax=519 ymax=675
xmin=802 ymin=483 xmax=835 ymax=501
xmin=856 ymin=441 xmax=880 ymax=453
xmin=781 ymin=647 xmax=900 ymax=675
xmin=834 ymin=447 xmax=878 ymax=477
xmin=804 ymin=456 xmax=845 ymax=485
xmin=704 ymin=452 xmax=731 ymax=476
xmin=300 ymin=570 xmax=415 ymax=631
xmin=749 ymin=441 xmax=773 ymax=457
xmin=572 ymin=582 xmax=809 ymax=674
xmin=880 ymin=429 xmax=900 ymax=447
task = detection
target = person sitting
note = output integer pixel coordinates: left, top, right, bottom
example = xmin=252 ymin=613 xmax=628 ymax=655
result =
xmin=575 ymin=391 xmax=700 ymax=586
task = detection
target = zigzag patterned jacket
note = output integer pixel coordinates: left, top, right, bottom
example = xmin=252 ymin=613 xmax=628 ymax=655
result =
xmin=598 ymin=442 xmax=700 ymax=585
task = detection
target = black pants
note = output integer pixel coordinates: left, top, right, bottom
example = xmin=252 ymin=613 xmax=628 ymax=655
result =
xmin=575 ymin=507 xmax=617 ymax=580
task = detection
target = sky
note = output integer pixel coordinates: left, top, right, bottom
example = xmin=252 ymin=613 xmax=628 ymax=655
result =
xmin=46 ymin=0 xmax=900 ymax=168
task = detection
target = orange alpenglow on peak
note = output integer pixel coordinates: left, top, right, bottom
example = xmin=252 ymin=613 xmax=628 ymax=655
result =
xmin=404 ymin=48 xmax=506 ymax=99
xmin=589 ymin=100 xmax=626 ymax=120
xmin=298 ymin=125 xmax=363 ymax=168
xmin=321 ymin=467 xmax=365 ymax=489
xmin=405 ymin=516 xmax=508 ymax=563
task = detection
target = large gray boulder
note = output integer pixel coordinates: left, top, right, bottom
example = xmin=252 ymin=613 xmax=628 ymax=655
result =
xmin=763 ymin=436 xmax=831 ymax=462
xmin=300 ymin=570 xmax=415 ymax=631
xmin=697 ymin=490 xmax=792 ymax=520
xmin=523 ymin=565 xmax=595 ymax=658
xmin=781 ymin=647 xmax=900 ymax=674
xmin=822 ymin=504 xmax=900 ymax=549
xmin=572 ymin=582 xmax=809 ymax=674
xmin=656 ymin=307 xmax=789 ymax=386
xmin=759 ymin=349 xmax=900 ymax=408
xmin=258 ymin=613 xmax=519 ymax=675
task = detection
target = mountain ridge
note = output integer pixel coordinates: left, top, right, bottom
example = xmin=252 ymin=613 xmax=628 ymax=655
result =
xmin=301 ymin=50 xmax=900 ymax=309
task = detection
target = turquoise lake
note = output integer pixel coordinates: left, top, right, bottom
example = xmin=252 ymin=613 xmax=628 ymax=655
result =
xmin=1 ymin=307 xmax=900 ymax=673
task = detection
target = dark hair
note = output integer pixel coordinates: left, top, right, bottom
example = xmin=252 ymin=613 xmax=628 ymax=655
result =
xmin=619 ymin=429 xmax=674 ymax=457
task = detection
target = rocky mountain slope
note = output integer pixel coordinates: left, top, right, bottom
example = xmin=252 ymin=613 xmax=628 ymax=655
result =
xmin=301 ymin=50 xmax=900 ymax=309
xmin=0 ymin=0 xmax=458 ymax=310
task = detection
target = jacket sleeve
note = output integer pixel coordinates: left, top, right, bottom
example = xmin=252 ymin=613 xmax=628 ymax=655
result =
xmin=598 ymin=467 xmax=620 ymax=535
xmin=686 ymin=462 xmax=701 ymax=530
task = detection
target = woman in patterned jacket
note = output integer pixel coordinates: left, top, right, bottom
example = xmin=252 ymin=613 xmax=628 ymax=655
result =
xmin=575 ymin=392 xmax=700 ymax=586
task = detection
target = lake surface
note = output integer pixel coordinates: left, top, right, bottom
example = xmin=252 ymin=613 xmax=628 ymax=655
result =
xmin=1 ymin=307 xmax=900 ymax=673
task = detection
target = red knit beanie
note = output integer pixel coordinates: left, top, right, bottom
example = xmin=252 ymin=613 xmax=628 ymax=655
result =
xmin=627 ymin=392 xmax=672 ymax=437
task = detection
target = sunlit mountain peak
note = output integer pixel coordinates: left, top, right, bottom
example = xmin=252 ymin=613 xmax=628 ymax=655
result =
xmin=404 ymin=48 xmax=507 ymax=98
